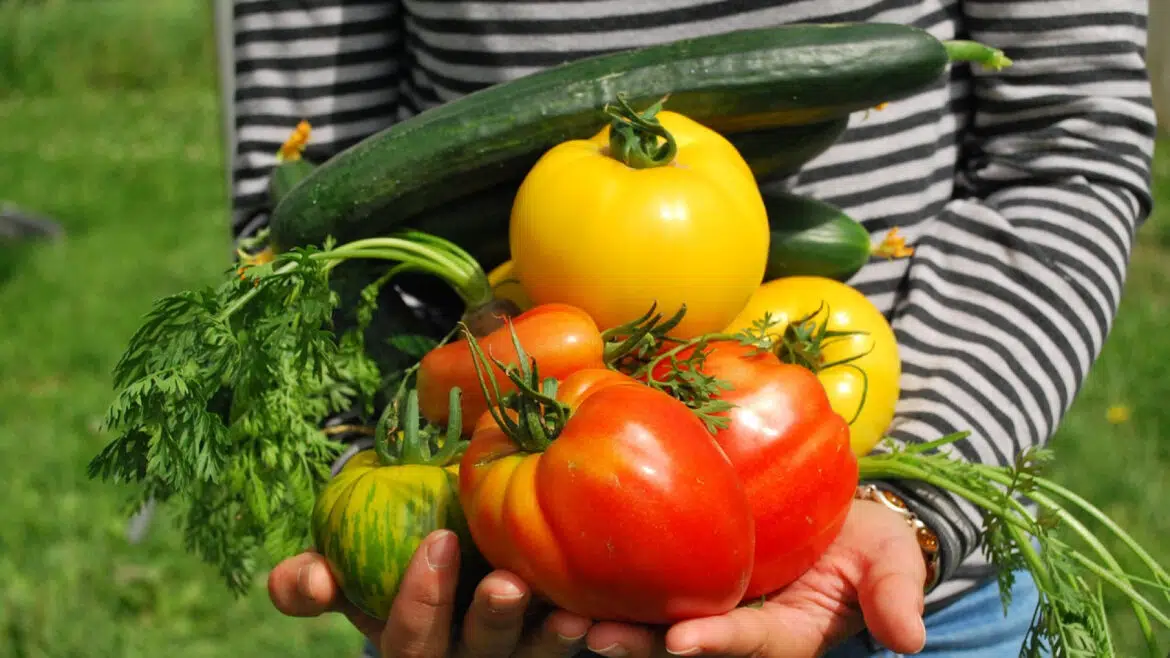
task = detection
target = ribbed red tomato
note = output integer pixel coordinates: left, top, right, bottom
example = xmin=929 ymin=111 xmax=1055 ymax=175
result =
xmin=651 ymin=341 xmax=858 ymax=599
xmin=458 ymin=368 xmax=756 ymax=623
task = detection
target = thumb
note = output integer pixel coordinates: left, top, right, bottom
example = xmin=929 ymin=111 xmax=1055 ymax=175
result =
xmin=382 ymin=529 xmax=462 ymax=658
xmin=853 ymin=502 xmax=928 ymax=654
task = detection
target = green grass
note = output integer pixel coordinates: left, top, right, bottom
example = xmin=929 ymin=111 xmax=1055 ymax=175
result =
xmin=1 ymin=1 xmax=1169 ymax=656
xmin=0 ymin=3 xmax=360 ymax=655
xmin=0 ymin=0 xmax=215 ymax=97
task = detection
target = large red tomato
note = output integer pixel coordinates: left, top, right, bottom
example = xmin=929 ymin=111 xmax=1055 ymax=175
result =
xmin=651 ymin=341 xmax=858 ymax=599
xmin=458 ymin=368 xmax=756 ymax=623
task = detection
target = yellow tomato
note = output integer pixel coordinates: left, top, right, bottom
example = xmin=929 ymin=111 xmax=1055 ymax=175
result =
xmin=724 ymin=276 xmax=901 ymax=457
xmin=509 ymin=108 xmax=770 ymax=338
xmin=487 ymin=260 xmax=533 ymax=311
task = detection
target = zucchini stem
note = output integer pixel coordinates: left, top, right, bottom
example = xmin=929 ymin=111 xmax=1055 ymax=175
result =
xmin=942 ymin=40 xmax=1013 ymax=71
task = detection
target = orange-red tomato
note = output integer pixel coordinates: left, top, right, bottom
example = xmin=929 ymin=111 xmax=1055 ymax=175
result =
xmin=651 ymin=341 xmax=858 ymax=599
xmin=458 ymin=369 xmax=756 ymax=623
xmin=417 ymin=304 xmax=605 ymax=435
xmin=725 ymin=277 xmax=901 ymax=457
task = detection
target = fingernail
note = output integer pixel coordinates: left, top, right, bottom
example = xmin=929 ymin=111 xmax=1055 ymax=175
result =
xmin=667 ymin=648 xmax=701 ymax=657
xmin=426 ymin=531 xmax=457 ymax=571
xmin=590 ymin=643 xmax=628 ymax=657
xmin=487 ymin=582 xmax=525 ymax=612
xmin=297 ymin=562 xmax=320 ymax=596
xmin=914 ymin=617 xmax=927 ymax=653
xmin=556 ymin=631 xmax=587 ymax=644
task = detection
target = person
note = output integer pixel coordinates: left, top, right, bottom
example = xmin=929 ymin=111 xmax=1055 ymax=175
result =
xmin=223 ymin=1 xmax=1157 ymax=656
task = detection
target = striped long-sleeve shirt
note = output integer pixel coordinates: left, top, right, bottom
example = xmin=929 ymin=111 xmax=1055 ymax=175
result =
xmin=227 ymin=0 xmax=1157 ymax=608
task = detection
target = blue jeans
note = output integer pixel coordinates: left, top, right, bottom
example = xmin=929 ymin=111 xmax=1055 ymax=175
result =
xmin=826 ymin=571 xmax=1042 ymax=658
xmin=363 ymin=572 xmax=1041 ymax=658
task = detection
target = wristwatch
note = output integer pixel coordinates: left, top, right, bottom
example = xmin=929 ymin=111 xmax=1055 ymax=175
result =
xmin=855 ymin=484 xmax=943 ymax=592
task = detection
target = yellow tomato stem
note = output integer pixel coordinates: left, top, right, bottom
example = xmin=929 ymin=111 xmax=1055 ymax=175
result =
xmin=768 ymin=304 xmax=874 ymax=423
xmin=605 ymin=94 xmax=678 ymax=169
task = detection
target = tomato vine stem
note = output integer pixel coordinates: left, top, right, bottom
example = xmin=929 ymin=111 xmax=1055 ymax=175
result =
xmin=460 ymin=319 xmax=571 ymax=453
xmin=371 ymin=385 xmax=466 ymax=469
xmin=605 ymin=94 xmax=678 ymax=169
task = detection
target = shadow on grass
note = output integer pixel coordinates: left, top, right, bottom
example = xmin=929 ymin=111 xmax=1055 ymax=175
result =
xmin=0 ymin=243 xmax=30 ymax=287
xmin=0 ymin=204 xmax=68 ymax=287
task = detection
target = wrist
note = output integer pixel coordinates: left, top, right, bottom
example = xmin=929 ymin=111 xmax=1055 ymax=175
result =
xmin=855 ymin=484 xmax=943 ymax=592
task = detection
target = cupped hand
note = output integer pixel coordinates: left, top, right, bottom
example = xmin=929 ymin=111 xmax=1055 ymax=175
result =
xmin=268 ymin=530 xmax=593 ymax=658
xmin=575 ymin=500 xmax=929 ymax=658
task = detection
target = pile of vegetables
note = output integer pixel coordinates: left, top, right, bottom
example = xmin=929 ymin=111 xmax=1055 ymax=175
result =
xmin=88 ymin=22 xmax=1170 ymax=657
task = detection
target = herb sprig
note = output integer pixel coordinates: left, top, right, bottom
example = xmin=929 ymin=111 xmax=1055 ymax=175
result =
xmin=88 ymin=233 xmax=481 ymax=592
xmin=861 ymin=434 xmax=1170 ymax=658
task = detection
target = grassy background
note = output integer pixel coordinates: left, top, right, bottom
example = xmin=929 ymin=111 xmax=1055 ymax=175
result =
xmin=0 ymin=1 xmax=1167 ymax=656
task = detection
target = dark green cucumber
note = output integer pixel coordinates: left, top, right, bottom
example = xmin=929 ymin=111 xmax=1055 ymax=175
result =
xmin=731 ymin=117 xmax=849 ymax=184
xmin=271 ymin=23 xmax=968 ymax=250
xmin=763 ymin=191 xmax=873 ymax=282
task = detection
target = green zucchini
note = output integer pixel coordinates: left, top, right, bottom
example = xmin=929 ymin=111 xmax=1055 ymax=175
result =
xmin=763 ymin=192 xmax=873 ymax=282
xmin=271 ymin=24 xmax=1002 ymax=250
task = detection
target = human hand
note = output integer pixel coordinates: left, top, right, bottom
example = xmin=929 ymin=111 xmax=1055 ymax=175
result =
xmin=267 ymin=529 xmax=594 ymax=658
xmin=571 ymin=500 xmax=929 ymax=658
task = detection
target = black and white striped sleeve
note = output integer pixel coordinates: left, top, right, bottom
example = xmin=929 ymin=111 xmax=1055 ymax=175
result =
xmin=230 ymin=0 xmax=403 ymax=242
xmin=880 ymin=2 xmax=1156 ymax=591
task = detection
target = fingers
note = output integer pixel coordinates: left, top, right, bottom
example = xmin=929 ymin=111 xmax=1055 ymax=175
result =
xmin=584 ymin=621 xmax=662 ymax=658
xmin=455 ymin=570 xmax=531 ymax=658
xmin=268 ymin=550 xmax=385 ymax=640
xmin=854 ymin=506 xmax=928 ymax=654
xmin=457 ymin=577 xmax=595 ymax=658
xmin=665 ymin=607 xmax=776 ymax=658
xmin=512 ymin=608 xmax=594 ymax=658
xmin=268 ymin=551 xmax=336 ymax=617
xmin=855 ymin=545 xmax=926 ymax=653
xmin=664 ymin=604 xmax=851 ymax=658
xmin=382 ymin=529 xmax=462 ymax=658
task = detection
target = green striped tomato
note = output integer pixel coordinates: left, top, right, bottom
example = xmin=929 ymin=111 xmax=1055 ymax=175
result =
xmin=311 ymin=450 xmax=465 ymax=619
xmin=310 ymin=388 xmax=471 ymax=620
